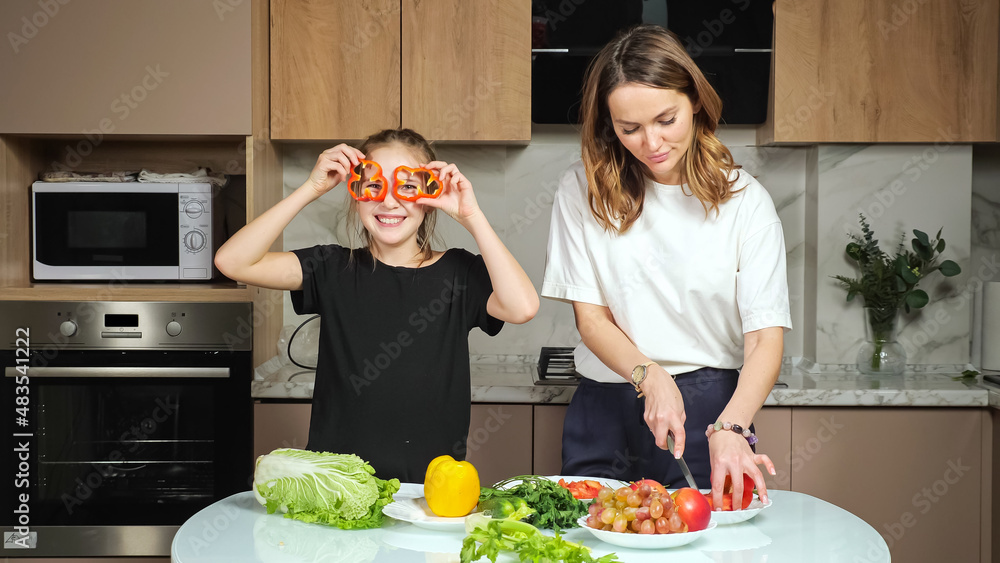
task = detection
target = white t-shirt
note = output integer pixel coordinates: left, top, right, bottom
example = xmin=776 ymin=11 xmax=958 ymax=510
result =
xmin=541 ymin=160 xmax=792 ymax=383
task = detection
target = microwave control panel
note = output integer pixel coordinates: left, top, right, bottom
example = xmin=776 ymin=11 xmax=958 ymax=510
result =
xmin=177 ymin=185 xmax=213 ymax=280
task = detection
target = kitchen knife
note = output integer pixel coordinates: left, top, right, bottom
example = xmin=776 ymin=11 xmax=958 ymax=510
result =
xmin=666 ymin=433 xmax=699 ymax=490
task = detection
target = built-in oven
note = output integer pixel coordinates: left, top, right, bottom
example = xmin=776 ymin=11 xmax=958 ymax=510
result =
xmin=1 ymin=301 xmax=252 ymax=558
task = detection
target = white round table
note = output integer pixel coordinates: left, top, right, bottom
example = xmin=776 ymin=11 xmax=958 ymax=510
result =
xmin=171 ymin=489 xmax=890 ymax=562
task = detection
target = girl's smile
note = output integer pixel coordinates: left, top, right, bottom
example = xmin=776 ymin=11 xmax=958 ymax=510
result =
xmin=357 ymin=145 xmax=429 ymax=263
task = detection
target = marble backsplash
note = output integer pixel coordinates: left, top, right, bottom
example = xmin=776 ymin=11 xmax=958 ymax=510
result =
xmin=276 ymin=125 xmax=983 ymax=367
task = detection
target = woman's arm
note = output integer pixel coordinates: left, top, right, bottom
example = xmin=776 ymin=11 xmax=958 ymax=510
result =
xmin=572 ymin=301 xmax=688 ymax=454
xmin=420 ymin=161 xmax=539 ymax=324
xmin=708 ymin=326 xmax=782 ymax=508
xmin=215 ymin=144 xmax=363 ymax=290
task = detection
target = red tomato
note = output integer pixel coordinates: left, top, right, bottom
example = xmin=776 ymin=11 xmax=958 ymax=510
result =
xmin=707 ymin=473 xmax=756 ymax=510
xmin=703 ymin=491 xmax=733 ymax=511
xmin=670 ymin=487 xmax=711 ymax=531
xmin=629 ymin=478 xmax=669 ymax=497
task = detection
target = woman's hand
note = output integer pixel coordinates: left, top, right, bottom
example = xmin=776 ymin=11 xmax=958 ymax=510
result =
xmin=419 ymin=161 xmax=483 ymax=225
xmin=708 ymin=430 xmax=776 ymax=509
xmin=304 ymin=144 xmax=365 ymax=198
xmin=639 ymin=365 xmax=688 ymax=455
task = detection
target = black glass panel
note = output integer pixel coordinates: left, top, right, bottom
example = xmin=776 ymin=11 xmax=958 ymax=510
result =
xmin=1 ymin=350 xmax=252 ymax=527
xmin=530 ymin=0 xmax=773 ymax=124
xmin=34 ymin=192 xmax=178 ymax=266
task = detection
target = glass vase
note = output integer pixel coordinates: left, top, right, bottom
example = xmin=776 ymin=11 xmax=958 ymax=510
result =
xmin=856 ymin=306 xmax=906 ymax=375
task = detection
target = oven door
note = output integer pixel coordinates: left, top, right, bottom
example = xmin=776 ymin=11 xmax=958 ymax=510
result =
xmin=1 ymin=349 xmax=251 ymax=557
xmin=32 ymin=185 xmax=180 ymax=280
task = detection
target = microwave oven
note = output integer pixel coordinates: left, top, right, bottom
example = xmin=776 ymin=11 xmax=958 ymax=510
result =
xmin=31 ymin=182 xmax=215 ymax=281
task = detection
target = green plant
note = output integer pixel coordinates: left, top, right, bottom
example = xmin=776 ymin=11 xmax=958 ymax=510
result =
xmin=833 ymin=214 xmax=962 ymax=370
xmin=834 ymin=214 xmax=961 ymax=311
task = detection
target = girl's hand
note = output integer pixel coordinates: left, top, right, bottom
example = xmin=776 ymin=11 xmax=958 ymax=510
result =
xmin=419 ymin=161 xmax=483 ymax=225
xmin=708 ymin=430 xmax=776 ymax=509
xmin=639 ymin=365 xmax=688 ymax=455
xmin=304 ymin=144 xmax=365 ymax=198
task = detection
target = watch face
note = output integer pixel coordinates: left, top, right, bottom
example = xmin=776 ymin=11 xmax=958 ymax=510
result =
xmin=632 ymin=365 xmax=645 ymax=382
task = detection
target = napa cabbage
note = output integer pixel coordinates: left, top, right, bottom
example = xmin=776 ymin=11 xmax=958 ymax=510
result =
xmin=253 ymin=448 xmax=400 ymax=529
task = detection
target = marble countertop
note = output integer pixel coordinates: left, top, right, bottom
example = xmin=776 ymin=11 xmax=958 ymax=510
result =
xmin=252 ymin=356 xmax=995 ymax=408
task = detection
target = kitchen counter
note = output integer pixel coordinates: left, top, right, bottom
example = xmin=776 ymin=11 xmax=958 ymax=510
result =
xmin=171 ymin=489 xmax=890 ymax=563
xmin=253 ymin=356 xmax=993 ymax=407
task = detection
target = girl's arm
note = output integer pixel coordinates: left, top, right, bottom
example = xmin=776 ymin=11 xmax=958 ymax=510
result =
xmin=214 ymin=144 xmax=363 ymax=290
xmin=421 ymin=161 xmax=539 ymax=324
xmin=572 ymin=301 xmax=687 ymax=453
xmin=708 ymin=326 xmax=782 ymax=508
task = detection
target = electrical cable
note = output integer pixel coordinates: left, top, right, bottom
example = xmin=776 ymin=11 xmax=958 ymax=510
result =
xmin=287 ymin=314 xmax=320 ymax=370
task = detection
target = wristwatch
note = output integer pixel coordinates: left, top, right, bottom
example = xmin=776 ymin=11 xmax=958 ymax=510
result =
xmin=631 ymin=361 xmax=656 ymax=397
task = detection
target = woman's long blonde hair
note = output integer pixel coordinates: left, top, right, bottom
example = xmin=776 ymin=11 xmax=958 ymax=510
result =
xmin=347 ymin=128 xmax=439 ymax=265
xmin=580 ymin=24 xmax=740 ymax=233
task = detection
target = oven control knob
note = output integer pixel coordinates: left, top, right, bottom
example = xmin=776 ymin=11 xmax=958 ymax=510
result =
xmin=59 ymin=320 xmax=78 ymax=337
xmin=184 ymin=200 xmax=205 ymax=219
xmin=165 ymin=321 xmax=182 ymax=337
xmin=183 ymin=230 xmax=207 ymax=252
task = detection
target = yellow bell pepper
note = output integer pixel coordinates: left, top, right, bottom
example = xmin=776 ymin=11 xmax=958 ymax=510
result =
xmin=423 ymin=455 xmax=480 ymax=517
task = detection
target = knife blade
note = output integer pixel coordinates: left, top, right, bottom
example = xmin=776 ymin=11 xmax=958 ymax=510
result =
xmin=666 ymin=433 xmax=699 ymax=490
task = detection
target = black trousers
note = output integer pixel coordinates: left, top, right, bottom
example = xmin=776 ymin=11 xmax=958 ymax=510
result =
xmin=561 ymin=367 xmax=752 ymax=488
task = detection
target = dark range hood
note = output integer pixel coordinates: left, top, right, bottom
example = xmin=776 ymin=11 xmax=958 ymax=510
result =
xmin=531 ymin=0 xmax=773 ymax=125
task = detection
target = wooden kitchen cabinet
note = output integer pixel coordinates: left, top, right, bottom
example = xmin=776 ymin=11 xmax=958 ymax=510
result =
xmin=758 ymin=0 xmax=999 ymax=143
xmin=789 ymin=408 xmax=985 ymax=563
xmin=465 ymin=404 xmax=533 ymax=487
xmin=0 ymin=0 xmax=251 ymax=135
xmin=751 ymin=407 xmax=792 ymax=491
xmin=270 ymin=0 xmax=530 ymax=141
xmin=532 ymin=405 xmax=567 ymax=475
xmin=254 ymin=401 xmax=313 ymax=460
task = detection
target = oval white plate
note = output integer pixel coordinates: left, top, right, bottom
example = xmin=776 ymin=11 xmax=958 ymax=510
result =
xmin=709 ymin=497 xmax=772 ymax=525
xmin=575 ymin=516 xmax=717 ymax=549
xmin=381 ymin=483 xmax=471 ymax=532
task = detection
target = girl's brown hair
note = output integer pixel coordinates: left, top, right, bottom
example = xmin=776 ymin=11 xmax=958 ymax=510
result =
xmin=580 ymin=24 xmax=740 ymax=233
xmin=347 ymin=128 xmax=439 ymax=264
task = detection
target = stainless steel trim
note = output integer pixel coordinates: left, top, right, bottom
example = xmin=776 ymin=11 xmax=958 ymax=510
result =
xmin=102 ymin=331 xmax=142 ymax=338
xmin=531 ymin=48 xmax=570 ymax=53
xmin=0 ymin=525 xmax=177 ymax=557
xmin=734 ymin=48 xmax=772 ymax=53
xmin=5 ymin=366 xmax=229 ymax=378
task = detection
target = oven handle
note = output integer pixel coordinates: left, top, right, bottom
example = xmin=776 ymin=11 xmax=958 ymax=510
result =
xmin=4 ymin=367 xmax=230 ymax=378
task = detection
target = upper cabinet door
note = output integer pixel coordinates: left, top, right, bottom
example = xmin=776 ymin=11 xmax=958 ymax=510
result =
xmin=0 ymin=0 xmax=251 ymax=136
xmin=761 ymin=0 xmax=998 ymax=143
xmin=401 ymin=0 xmax=530 ymax=142
xmin=270 ymin=0 xmax=400 ymax=140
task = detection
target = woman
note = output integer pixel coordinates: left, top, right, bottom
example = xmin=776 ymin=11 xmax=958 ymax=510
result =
xmin=541 ymin=25 xmax=789 ymax=508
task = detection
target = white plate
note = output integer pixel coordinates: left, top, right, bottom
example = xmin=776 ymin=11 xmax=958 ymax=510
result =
xmin=709 ymin=497 xmax=772 ymax=525
xmin=381 ymin=483 xmax=471 ymax=532
xmin=575 ymin=515 xmax=717 ymax=549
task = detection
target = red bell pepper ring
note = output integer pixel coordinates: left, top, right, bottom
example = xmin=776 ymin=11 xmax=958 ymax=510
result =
xmin=347 ymin=160 xmax=388 ymax=202
xmin=392 ymin=166 xmax=443 ymax=202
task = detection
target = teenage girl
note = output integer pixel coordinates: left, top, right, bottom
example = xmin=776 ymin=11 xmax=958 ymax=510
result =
xmin=216 ymin=128 xmax=538 ymax=482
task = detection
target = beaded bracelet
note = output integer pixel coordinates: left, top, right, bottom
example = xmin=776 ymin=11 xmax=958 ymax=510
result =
xmin=705 ymin=420 xmax=758 ymax=446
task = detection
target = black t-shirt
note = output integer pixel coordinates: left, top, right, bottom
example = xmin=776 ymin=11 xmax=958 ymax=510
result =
xmin=290 ymin=245 xmax=503 ymax=482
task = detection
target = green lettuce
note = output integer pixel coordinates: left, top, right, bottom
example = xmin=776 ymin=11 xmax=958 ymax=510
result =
xmin=253 ymin=448 xmax=400 ymax=529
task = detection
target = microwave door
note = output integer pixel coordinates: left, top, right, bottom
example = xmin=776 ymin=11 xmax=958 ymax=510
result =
xmin=33 ymin=191 xmax=180 ymax=280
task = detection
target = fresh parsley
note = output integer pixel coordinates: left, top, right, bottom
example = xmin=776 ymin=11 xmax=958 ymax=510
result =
xmin=480 ymin=475 xmax=588 ymax=531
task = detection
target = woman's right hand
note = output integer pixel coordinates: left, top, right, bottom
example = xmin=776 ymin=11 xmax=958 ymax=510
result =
xmin=304 ymin=144 xmax=365 ymax=198
xmin=639 ymin=364 xmax=688 ymax=456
